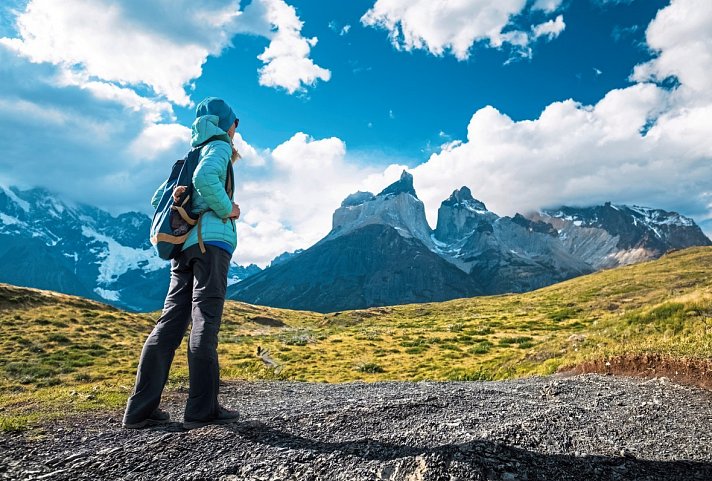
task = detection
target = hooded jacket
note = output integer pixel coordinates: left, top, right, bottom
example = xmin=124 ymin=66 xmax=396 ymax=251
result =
xmin=151 ymin=114 xmax=237 ymax=254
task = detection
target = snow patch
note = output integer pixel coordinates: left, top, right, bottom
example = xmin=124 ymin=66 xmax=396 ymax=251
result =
xmin=0 ymin=213 xmax=23 ymax=226
xmin=0 ymin=186 xmax=30 ymax=212
xmin=94 ymin=288 xmax=120 ymax=301
xmin=82 ymin=226 xmax=165 ymax=284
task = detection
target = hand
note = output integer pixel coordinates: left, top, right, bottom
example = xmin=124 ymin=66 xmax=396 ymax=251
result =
xmin=172 ymin=185 xmax=187 ymax=203
xmin=229 ymin=203 xmax=241 ymax=220
xmin=231 ymin=145 xmax=241 ymax=163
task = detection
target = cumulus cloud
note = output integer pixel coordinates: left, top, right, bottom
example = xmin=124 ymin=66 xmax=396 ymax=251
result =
xmin=631 ymin=0 xmax=712 ymax=102
xmin=0 ymin=0 xmax=242 ymax=107
xmin=0 ymin=43 xmax=187 ymax=213
xmin=532 ymin=15 xmax=566 ymax=40
xmin=2 ymin=0 xmax=329 ymax=112
xmin=240 ymin=0 xmax=331 ymax=94
xmin=361 ymin=0 xmax=564 ymax=61
xmin=533 ymin=0 xmax=565 ymax=13
xmin=233 ymin=133 xmax=400 ymax=266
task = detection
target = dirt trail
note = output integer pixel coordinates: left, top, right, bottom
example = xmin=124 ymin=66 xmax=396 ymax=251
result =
xmin=2 ymin=374 xmax=711 ymax=481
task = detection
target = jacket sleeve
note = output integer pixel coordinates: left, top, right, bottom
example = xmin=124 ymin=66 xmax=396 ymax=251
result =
xmin=193 ymin=141 xmax=233 ymax=219
xmin=150 ymin=179 xmax=168 ymax=209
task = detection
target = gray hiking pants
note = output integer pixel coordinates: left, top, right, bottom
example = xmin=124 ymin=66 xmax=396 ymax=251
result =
xmin=123 ymin=244 xmax=230 ymax=424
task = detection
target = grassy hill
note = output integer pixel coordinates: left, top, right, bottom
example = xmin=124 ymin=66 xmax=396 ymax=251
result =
xmin=1 ymin=246 xmax=711 ymax=431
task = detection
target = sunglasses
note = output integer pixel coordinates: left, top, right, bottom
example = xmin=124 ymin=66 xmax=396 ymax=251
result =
xmin=234 ymin=118 xmax=240 ymax=128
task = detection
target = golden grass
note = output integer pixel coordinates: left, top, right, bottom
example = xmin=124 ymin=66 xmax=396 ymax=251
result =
xmin=1 ymin=246 xmax=711 ymax=430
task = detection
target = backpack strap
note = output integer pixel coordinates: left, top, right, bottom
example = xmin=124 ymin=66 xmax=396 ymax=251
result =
xmin=171 ymin=195 xmax=198 ymax=226
xmin=197 ymin=212 xmax=206 ymax=254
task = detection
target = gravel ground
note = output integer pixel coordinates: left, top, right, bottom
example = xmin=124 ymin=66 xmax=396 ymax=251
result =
xmin=1 ymin=374 xmax=711 ymax=481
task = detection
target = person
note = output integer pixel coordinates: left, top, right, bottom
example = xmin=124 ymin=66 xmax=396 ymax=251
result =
xmin=122 ymin=97 xmax=241 ymax=430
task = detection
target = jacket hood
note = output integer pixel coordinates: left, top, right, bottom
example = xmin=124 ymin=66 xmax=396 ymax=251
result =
xmin=191 ymin=115 xmax=231 ymax=147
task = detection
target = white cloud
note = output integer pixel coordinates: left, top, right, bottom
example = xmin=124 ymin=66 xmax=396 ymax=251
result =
xmin=532 ymin=0 xmax=565 ymax=13
xmin=2 ymin=0 xmax=330 ymax=113
xmin=233 ymin=133 xmax=400 ymax=266
xmin=242 ymin=0 xmax=331 ymax=94
xmin=632 ymin=0 xmax=712 ymax=103
xmin=0 ymin=0 xmax=242 ymax=107
xmin=129 ymin=123 xmax=191 ymax=162
xmin=532 ymin=15 xmax=566 ymax=40
xmin=361 ymin=0 xmax=564 ymax=61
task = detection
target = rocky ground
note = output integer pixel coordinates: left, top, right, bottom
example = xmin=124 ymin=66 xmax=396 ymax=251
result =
xmin=1 ymin=374 xmax=711 ymax=481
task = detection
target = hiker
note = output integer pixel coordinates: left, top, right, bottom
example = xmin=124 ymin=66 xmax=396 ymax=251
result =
xmin=122 ymin=97 xmax=241 ymax=430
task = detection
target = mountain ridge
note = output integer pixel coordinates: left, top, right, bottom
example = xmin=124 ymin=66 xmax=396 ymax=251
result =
xmin=0 ymin=184 xmax=261 ymax=311
xmin=231 ymin=172 xmax=710 ymax=312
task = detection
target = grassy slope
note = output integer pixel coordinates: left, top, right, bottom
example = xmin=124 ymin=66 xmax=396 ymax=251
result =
xmin=1 ymin=247 xmax=711 ymax=430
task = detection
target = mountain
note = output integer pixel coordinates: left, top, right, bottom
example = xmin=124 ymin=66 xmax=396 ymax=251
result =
xmin=230 ymin=172 xmax=710 ymax=312
xmin=325 ymin=171 xmax=435 ymax=250
xmin=230 ymin=171 xmax=479 ymax=312
xmin=229 ymin=223 xmax=480 ymax=313
xmin=0 ymin=185 xmax=261 ymax=311
xmin=531 ymin=203 xmax=712 ymax=269
xmin=433 ymin=188 xmax=592 ymax=293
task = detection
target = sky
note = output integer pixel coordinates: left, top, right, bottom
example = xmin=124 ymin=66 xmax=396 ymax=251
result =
xmin=0 ymin=0 xmax=711 ymax=267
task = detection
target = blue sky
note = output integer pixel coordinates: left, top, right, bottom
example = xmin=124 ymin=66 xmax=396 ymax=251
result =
xmin=189 ymin=0 xmax=667 ymax=160
xmin=0 ymin=0 xmax=711 ymax=266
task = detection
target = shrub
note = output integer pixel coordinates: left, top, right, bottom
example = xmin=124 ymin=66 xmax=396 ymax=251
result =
xmin=355 ymin=362 xmax=385 ymax=373
xmin=498 ymin=336 xmax=534 ymax=346
xmin=549 ymin=307 xmax=580 ymax=322
xmin=47 ymin=334 xmax=71 ymax=344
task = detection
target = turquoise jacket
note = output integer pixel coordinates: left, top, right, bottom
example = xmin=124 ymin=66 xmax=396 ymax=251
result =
xmin=151 ymin=114 xmax=237 ymax=254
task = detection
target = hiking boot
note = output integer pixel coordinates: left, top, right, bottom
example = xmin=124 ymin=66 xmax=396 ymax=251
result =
xmin=122 ymin=408 xmax=171 ymax=429
xmin=183 ymin=405 xmax=240 ymax=430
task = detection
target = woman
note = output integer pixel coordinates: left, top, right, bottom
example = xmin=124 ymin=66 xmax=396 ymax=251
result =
xmin=123 ymin=97 xmax=241 ymax=430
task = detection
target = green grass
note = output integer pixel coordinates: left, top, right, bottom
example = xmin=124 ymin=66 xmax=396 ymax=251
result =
xmin=1 ymin=247 xmax=712 ymax=430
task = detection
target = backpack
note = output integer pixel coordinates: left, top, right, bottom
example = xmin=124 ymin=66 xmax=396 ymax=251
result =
xmin=150 ymin=145 xmax=234 ymax=260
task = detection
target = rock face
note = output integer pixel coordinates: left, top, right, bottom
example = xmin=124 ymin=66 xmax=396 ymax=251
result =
xmin=327 ymin=171 xmax=435 ymax=250
xmin=230 ymin=224 xmax=479 ymax=313
xmin=434 ymin=186 xmax=497 ymax=244
xmin=0 ymin=185 xmax=261 ymax=311
xmin=231 ymin=173 xmax=710 ymax=312
xmin=532 ymin=203 xmax=712 ymax=269
xmin=3 ymin=376 xmax=712 ymax=481
xmin=433 ymin=189 xmax=592 ymax=293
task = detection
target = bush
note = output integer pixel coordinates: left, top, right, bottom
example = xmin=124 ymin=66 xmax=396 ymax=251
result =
xmin=498 ymin=336 xmax=534 ymax=346
xmin=47 ymin=334 xmax=71 ymax=344
xmin=549 ymin=307 xmax=580 ymax=322
xmin=468 ymin=341 xmax=493 ymax=355
xmin=355 ymin=362 xmax=384 ymax=373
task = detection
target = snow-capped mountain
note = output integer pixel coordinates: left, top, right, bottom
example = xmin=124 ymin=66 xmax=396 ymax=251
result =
xmin=531 ymin=203 xmax=712 ymax=269
xmin=0 ymin=185 xmax=261 ymax=311
xmin=433 ymin=188 xmax=593 ymax=293
xmin=230 ymin=172 xmax=711 ymax=312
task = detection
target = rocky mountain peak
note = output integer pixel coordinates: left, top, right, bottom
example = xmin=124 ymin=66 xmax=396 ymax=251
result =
xmin=511 ymin=213 xmax=558 ymax=237
xmin=441 ymin=186 xmax=487 ymax=212
xmin=434 ymin=187 xmax=498 ymax=244
xmin=341 ymin=191 xmax=376 ymax=207
xmin=327 ymin=171 xmax=433 ymax=248
xmin=377 ymin=170 xmax=417 ymax=199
